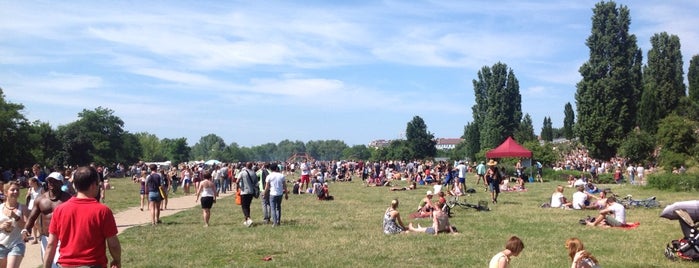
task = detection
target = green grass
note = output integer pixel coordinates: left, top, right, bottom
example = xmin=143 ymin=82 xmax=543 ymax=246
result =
xmin=107 ymin=174 xmax=698 ymax=267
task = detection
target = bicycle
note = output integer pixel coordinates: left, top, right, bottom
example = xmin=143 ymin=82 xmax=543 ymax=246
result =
xmin=614 ymin=194 xmax=660 ymax=209
xmin=446 ymin=194 xmax=490 ymax=212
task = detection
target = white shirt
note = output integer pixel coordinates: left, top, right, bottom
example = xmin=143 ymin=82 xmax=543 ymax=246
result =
xmin=551 ymin=192 xmax=564 ymax=208
xmin=572 ymin=191 xmax=587 ymax=210
xmin=456 ymin=164 xmax=467 ymax=178
xmin=608 ymin=202 xmax=626 ymax=224
xmin=266 ymin=172 xmax=286 ymax=196
xmin=300 ymin=163 xmax=310 ymax=175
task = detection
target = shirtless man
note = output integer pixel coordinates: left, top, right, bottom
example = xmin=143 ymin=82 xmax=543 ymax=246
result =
xmin=22 ymin=172 xmax=73 ymax=267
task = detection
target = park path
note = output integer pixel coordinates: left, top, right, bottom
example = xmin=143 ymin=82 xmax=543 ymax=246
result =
xmin=22 ymin=191 xmax=233 ymax=268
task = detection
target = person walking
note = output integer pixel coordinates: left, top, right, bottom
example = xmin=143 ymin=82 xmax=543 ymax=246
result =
xmin=264 ymin=164 xmax=287 ymax=226
xmin=1 ymin=182 xmax=28 ymax=268
xmin=145 ymin=164 xmax=163 ymax=225
xmin=23 ymin=172 xmax=72 ymax=268
xmin=194 ymin=172 xmax=216 ymax=227
xmin=42 ymin=166 xmax=121 ymax=268
xmin=237 ymin=162 xmax=258 ymax=227
xmin=257 ymin=163 xmax=271 ymax=224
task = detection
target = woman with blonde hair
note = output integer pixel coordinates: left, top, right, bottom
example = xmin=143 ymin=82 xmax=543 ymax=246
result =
xmin=383 ymin=199 xmax=407 ymax=234
xmin=551 ymin=185 xmax=572 ymax=208
xmin=565 ymin=237 xmax=600 ymax=268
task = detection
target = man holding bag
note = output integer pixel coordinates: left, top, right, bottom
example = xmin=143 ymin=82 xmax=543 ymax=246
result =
xmin=237 ymin=162 xmax=259 ymax=227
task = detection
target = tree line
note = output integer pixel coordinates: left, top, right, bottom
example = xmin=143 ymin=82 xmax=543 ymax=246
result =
xmin=2 ymin=1 xmax=698 ymax=171
xmin=456 ymin=1 xmax=699 ymax=169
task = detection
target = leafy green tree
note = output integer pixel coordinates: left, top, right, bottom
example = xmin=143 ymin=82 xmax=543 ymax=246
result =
xmin=248 ymin=143 xmax=277 ymax=162
xmin=540 ymin=117 xmax=553 ymax=142
xmin=118 ymin=132 xmax=142 ymax=166
xmin=689 ymin=55 xmax=699 ymax=103
xmin=27 ymin=121 xmax=61 ymax=167
xmin=190 ymin=134 xmax=226 ymax=161
xmin=563 ymin=102 xmax=575 ymax=140
xmin=575 ymin=1 xmax=643 ymax=159
xmin=472 ymin=62 xmax=522 ymax=149
xmin=405 ymin=116 xmax=436 ymax=159
xmin=656 ymin=114 xmax=697 ymax=155
xmin=618 ymin=129 xmax=655 ymax=164
xmin=342 ymin=145 xmax=371 ymax=160
xmin=0 ymin=89 xmax=33 ymax=168
xmin=135 ymin=132 xmax=164 ymax=161
xmin=462 ymin=122 xmax=480 ymax=161
xmin=638 ymin=32 xmax=685 ymax=133
xmin=385 ymin=139 xmax=412 ymax=161
xmin=276 ymin=140 xmax=306 ymax=161
xmin=161 ymin=137 xmax=190 ymax=165
xmin=523 ymin=141 xmax=558 ymax=167
xmin=55 ymin=107 xmax=127 ymax=166
xmin=514 ymin=114 xmax=536 ymax=144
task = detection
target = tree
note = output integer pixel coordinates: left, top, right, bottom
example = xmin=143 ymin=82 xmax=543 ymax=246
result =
xmin=638 ymin=32 xmax=685 ymax=133
xmin=472 ymin=62 xmax=522 ymax=150
xmin=405 ymin=116 xmax=436 ymax=159
xmin=0 ymin=89 xmax=33 ymax=168
xmin=563 ymin=102 xmax=575 ymax=140
xmin=136 ymin=132 xmax=164 ymax=161
xmin=656 ymin=114 xmax=697 ymax=155
xmin=689 ymin=55 xmax=699 ymax=103
xmin=342 ymin=145 xmax=371 ymax=160
xmin=462 ymin=122 xmax=480 ymax=161
xmin=56 ymin=107 xmax=127 ymax=166
xmin=540 ymin=117 xmax=553 ymax=142
xmin=190 ymin=134 xmax=226 ymax=161
xmin=575 ymin=1 xmax=643 ymax=159
xmin=618 ymin=129 xmax=655 ymax=164
xmin=514 ymin=114 xmax=536 ymax=144
xmin=27 ymin=121 xmax=61 ymax=167
xmin=161 ymin=137 xmax=190 ymax=165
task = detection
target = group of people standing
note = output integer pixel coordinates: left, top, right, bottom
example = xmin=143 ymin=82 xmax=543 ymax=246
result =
xmin=0 ymin=165 xmax=120 ymax=268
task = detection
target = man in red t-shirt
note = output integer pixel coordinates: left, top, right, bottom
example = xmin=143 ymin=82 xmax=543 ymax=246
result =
xmin=43 ymin=166 xmax=121 ymax=268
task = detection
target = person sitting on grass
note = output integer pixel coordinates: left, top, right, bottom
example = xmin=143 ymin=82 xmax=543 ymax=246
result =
xmin=551 ymin=185 xmax=572 ymax=209
xmin=587 ymin=196 xmax=626 ymax=227
xmin=408 ymin=204 xmax=456 ymax=235
xmin=383 ymin=199 xmax=408 ymax=234
xmin=572 ymin=185 xmax=597 ymax=210
xmin=565 ymin=237 xmax=600 ymax=268
xmin=417 ymin=191 xmax=435 ymax=213
xmin=489 ymin=236 xmax=525 ymax=268
xmin=585 ymin=189 xmax=611 ymax=210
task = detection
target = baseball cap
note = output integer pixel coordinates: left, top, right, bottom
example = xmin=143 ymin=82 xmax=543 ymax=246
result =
xmin=47 ymin=172 xmax=65 ymax=182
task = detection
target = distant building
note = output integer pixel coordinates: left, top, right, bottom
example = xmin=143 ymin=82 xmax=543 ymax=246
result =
xmin=435 ymin=138 xmax=463 ymax=150
xmin=368 ymin=139 xmax=391 ymax=149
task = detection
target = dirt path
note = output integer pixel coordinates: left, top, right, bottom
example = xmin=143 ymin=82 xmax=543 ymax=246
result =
xmin=22 ymin=191 xmax=233 ymax=268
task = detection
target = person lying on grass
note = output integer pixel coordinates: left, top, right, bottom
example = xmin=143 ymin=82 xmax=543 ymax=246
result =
xmin=408 ymin=204 xmax=456 ymax=235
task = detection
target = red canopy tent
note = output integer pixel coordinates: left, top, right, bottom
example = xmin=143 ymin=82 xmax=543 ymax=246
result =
xmin=486 ymin=136 xmax=532 ymax=158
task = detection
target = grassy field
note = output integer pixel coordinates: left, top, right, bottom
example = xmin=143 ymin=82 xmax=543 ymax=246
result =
xmin=107 ymin=174 xmax=699 ymax=267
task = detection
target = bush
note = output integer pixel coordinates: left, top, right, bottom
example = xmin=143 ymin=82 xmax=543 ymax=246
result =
xmin=659 ymin=150 xmax=687 ymax=170
xmin=647 ymin=173 xmax=699 ymax=191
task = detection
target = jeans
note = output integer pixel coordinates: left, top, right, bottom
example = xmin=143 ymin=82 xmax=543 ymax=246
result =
xmin=261 ymin=194 xmax=271 ymax=221
xmin=270 ymin=195 xmax=283 ymax=225
xmin=222 ymin=178 xmax=229 ymax=193
xmin=215 ymin=179 xmax=222 ymax=194
xmin=241 ymin=194 xmax=254 ymax=219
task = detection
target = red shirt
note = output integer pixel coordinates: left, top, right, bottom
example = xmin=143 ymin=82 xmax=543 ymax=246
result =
xmin=49 ymin=197 xmax=118 ymax=267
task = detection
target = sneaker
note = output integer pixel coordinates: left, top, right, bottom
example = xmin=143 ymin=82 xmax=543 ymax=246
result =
xmin=244 ymin=219 xmax=253 ymax=227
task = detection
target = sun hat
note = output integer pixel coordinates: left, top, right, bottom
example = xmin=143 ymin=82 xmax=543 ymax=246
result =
xmin=426 ymin=190 xmax=433 ymax=196
xmin=487 ymin=159 xmax=498 ymax=166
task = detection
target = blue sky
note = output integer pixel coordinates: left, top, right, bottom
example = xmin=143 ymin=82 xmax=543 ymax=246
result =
xmin=1 ymin=1 xmax=698 ymax=147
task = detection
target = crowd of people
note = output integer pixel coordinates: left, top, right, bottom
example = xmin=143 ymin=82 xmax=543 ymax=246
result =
xmin=0 ymin=165 xmax=120 ymax=268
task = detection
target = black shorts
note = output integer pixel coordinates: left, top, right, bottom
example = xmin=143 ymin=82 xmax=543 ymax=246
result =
xmin=201 ymin=196 xmax=214 ymax=209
